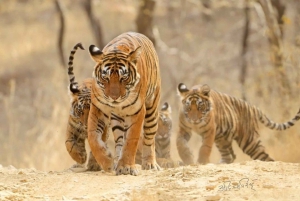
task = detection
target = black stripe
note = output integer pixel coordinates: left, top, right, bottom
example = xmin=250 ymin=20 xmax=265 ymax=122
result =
xmin=112 ymin=125 xmax=126 ymax=132
xmin=179 ymin=119 xmax=191 ymax=130
xmin=144 ymin=122 xmax=157 ymax=130
xmin=145 ymin=107 xmax=156 ymax=119
xmin=111 ymin=113 xmax=124 ymax=123
xmin=143 ymin=142 xmax=153 ymax=146
xmin=254 ymin=152 xmax=267 ymax=160
xmin=122 ymin=86 xmax=141 ymax=110
xmin=145 ymin=92 xmax=159 ymax=112
xmin=126 ymin=105 xmax=143 ymax=117
xmin=90 ymin=103 xmax=110 ymax=119
xmin=92 ymin=87 xmax=114 ymax=108
xmin=114 ymin=136 xmax=124 ymax=143
xmin=144 ymin=131 xmax=156 ymax=136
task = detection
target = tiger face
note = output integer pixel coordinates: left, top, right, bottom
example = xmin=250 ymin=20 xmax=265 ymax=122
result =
xmin=69 ymin=82 xmax=92 ymax=127
xmin=89 ymin=45 xmax=141 ymax=104
xmin=156 ymin=102 xmax=172 ymax=140
xmin=178 ymin=83 xmax=211 ymax=124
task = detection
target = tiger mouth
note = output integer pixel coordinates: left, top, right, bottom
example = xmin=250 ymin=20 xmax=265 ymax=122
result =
xmin=185 ymin=115 xmax=202 ymax=124
xmin=188 ymin=119 xmax=201 ymax=124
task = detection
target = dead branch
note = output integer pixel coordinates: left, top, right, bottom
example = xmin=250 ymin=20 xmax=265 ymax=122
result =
xmin=82 ymin=0 xmax=104 ymax=48
xmin=54 ymin=0 xmax=65 ymax=68
xmin=240 ymin=0 xmax=250 ymax=100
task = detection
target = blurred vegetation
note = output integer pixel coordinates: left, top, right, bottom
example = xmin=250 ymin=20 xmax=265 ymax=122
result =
xmin=0 ymin=0 xmax=299 ymax=171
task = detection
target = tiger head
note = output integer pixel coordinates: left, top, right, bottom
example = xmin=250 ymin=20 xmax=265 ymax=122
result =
xmin=156 ymin=102 xmax=172 ymax=140
xmin=68 ymin=79 xmax=92 ymax=126
xmin=89 ymin=45 xmax=141 ymax=104
xmin=177 ymin=83 xmax=211 ymax=124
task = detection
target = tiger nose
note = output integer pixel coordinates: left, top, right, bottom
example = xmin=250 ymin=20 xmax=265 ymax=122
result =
xmin=110 ymin=92 xmax=120 ymax=100
xmin=109 ymin=82 xmax=120 ymax=100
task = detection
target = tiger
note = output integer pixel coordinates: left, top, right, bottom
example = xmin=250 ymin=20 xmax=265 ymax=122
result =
xmin=176 ymin=83 xmax=300 ymax=165
xmin=87 ymin=32 xmax=161 ymax=175
xmin=136 ymin=102 xmax=181 ymax=168
xmin=65 ymin=43 xmax=101 ymax=171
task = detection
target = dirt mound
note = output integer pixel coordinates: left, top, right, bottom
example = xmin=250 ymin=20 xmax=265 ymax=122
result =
xmin=0 ymin=161 xmax=299 ymax=201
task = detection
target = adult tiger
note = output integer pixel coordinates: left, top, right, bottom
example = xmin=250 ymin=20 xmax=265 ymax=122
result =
xmin=177 ymin=83 xmax=300 ymax=164
xmin=88 ymin=32 xmax=161 ymax=175
xmin=136 ymin=102 xmax=181 ymax=168
xmin=65 ymin=43 xmax=101 ymax=171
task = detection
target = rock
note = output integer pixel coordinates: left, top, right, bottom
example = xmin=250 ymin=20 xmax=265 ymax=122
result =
xmin=205 ymin=195 xmax=221 ymax=201
xmin=205 ymin=185 xmax=216 ymax=191
xmin=263 ymin=184 xmax=274 ymax=189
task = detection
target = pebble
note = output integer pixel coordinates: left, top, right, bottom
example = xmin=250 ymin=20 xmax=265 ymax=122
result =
xmin=205 ymin=195 xmax=221 ymax=201
xmin=263 ymin=184 xmax=274 ymax=189
xmin=205 ymin=185 xmax=216 ymax=191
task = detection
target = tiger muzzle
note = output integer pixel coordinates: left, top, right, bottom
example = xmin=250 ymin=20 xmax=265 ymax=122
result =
xmin=107 ymin=71 xmax=122 ymax=101
xmin=109 ymin=82 xmax=120 ymax=100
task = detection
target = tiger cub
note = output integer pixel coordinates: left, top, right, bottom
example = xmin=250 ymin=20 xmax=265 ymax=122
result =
xmin=177 ymin=83 xmax=300 ymax=164
xmin=65 ymin=43 xmax=101 ymax=171
xmin=136 ymin=102 xmax=180 ymax=168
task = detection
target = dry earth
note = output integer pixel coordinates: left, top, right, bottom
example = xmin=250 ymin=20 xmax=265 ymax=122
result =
xmin=0 ymin=161 xmax=299 ymax=201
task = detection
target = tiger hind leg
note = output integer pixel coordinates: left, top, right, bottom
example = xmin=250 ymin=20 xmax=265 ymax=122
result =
xmin=87 ymin=151 xmax=102 ymax=171
xmin=215 ymin=140 xmax=236 ymax=164
xmin=236 ymin=137 xmax=274 ymax=161
xmin=65 ymin=136 xmax=87 ymax=165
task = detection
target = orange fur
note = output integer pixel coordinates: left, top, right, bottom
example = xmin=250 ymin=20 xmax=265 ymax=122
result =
xmin=88 ymin=32 xmax=161 ymax=175
xmin=177 ymin=83 xmax=300 ymax=164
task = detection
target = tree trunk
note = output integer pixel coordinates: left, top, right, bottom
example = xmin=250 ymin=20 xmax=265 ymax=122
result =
xmin=82 ymin=0 xmax=105 ymax=49
xmin=136 ymin=0 xmax=156 ymax=46
xmin=240 ymin=0 xmax=250 ymax=100
xmin=258 ymin=0 xmax=290 ymax=94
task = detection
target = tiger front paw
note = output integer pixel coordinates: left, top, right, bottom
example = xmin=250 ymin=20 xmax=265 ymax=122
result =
xmin=142 ymin=159 xmax=161 ymax=171
xmin=100 ymin=155 xmax=114 ymax=172
xmin=115 ymin=160 xmax=138 ymax=176
xmin=91 ymin=151 xmax=114 ymax=172
xmin=157 ymin=158 xmax=183 ymax=168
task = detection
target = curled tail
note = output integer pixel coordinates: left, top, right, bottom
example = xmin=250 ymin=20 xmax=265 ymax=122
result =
xmin=68 ymin=43 xmax=85 ymax=93
xmin=258 ymin=108 xmax=300 ymax=130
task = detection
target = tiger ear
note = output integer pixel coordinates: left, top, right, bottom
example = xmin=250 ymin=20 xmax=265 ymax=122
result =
xmin=201 ymin=84 xmax=210 ymax=96
xmin=128 ymin=46 xmax=142 ymax=64
xmin=161 ymin=102 xmax=172 ymax=113
xmin=89 ymin=45 xmax=104 ymax=62
xmin=177 ymin=83 xmax=189 ymax=96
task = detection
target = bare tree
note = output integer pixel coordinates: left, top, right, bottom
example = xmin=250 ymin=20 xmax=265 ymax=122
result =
xmin=200 ymin=0 xmax=212 ymax=20
xmin=240 ymin=0 xmax=250 ymax=100
xmin=81 ymin=0 xmax=105 ymax=49
xmin=258 ymin=0 xmax=290 ymax=93
xmin=136 ymin=0 xmax=156 ymax=46
xmin=54 ymin=0 xmax=65 ymax=67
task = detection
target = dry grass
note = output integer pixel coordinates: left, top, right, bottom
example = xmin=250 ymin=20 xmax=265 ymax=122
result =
xmin=0 ymin=0 xmax=299 ymax=172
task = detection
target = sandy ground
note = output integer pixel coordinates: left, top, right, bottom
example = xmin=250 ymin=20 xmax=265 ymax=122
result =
xmin=0 ymin=161 xmax=299 ymax=201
